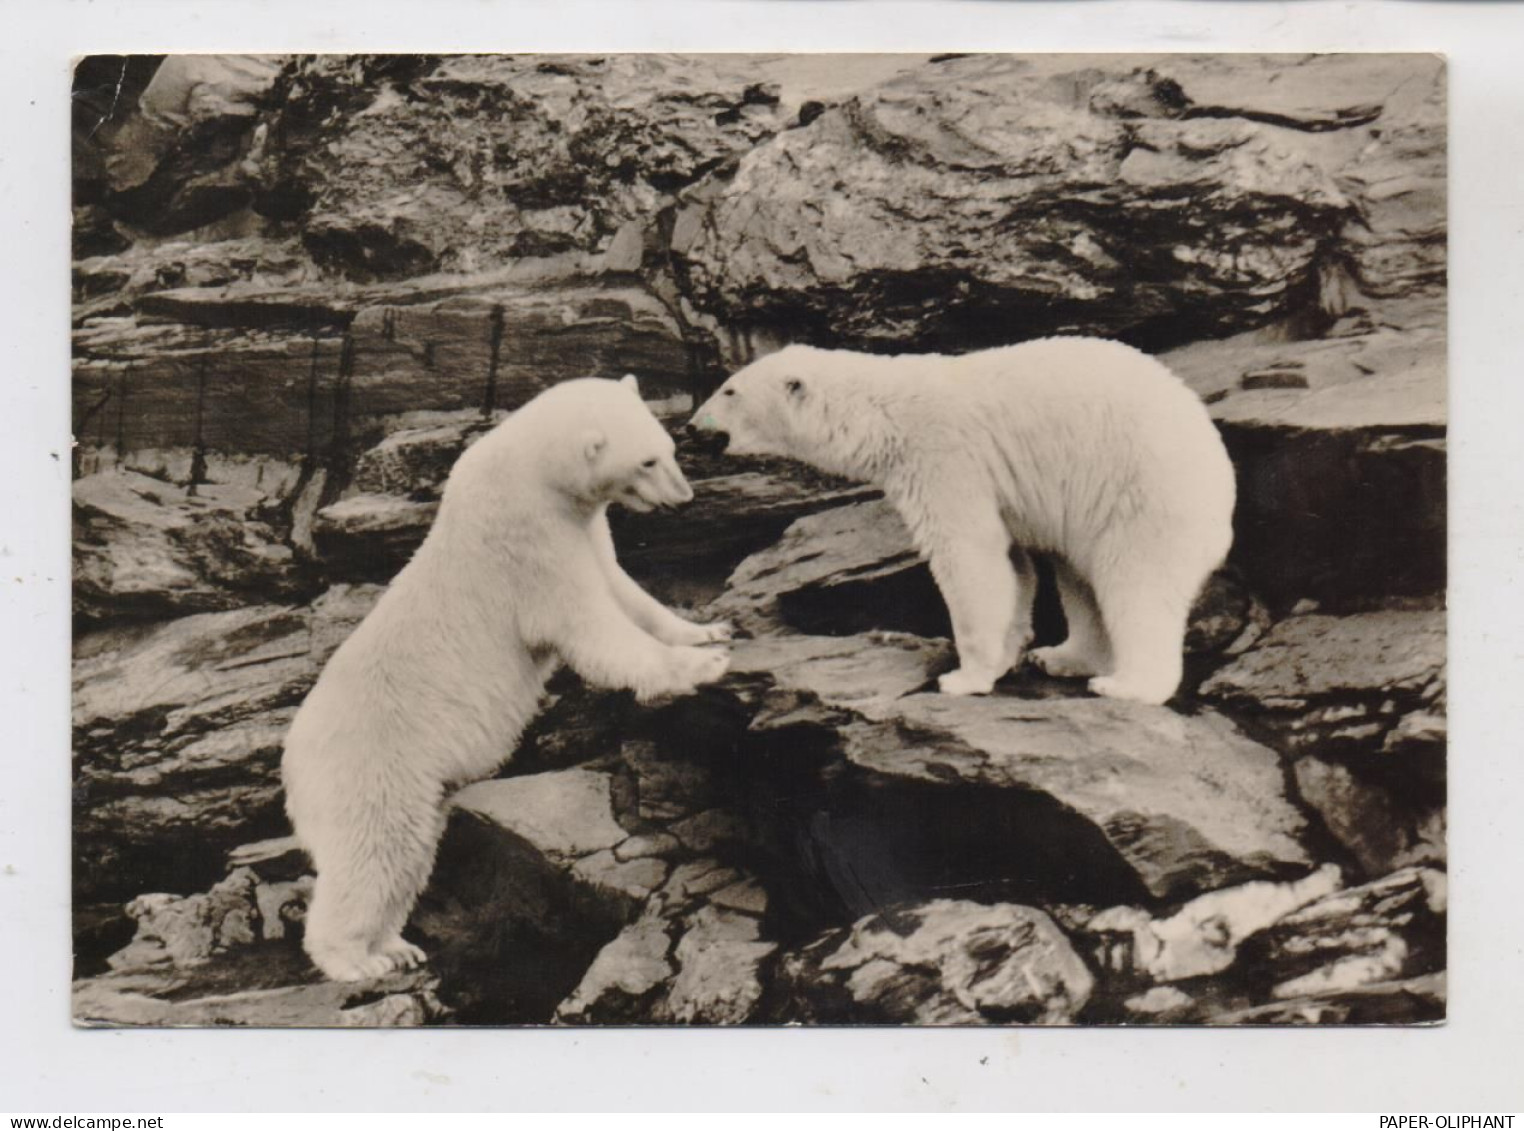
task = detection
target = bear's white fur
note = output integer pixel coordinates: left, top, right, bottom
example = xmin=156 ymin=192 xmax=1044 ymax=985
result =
xmin=691 ymin=340 xmax=1234 ymax=705
xmin=283 ymin=375 xmax=730 ymax=982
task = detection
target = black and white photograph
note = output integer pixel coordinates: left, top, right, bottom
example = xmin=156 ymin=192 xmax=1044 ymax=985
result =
xmin=68 ymin=50 xmax=1448 ymax=1029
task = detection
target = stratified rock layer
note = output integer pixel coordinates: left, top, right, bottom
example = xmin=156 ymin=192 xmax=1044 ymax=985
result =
xmin=72 ymin=585 xmax=381 ymax=901
xmin=675 ymin=54 xmax=1443 ymax=357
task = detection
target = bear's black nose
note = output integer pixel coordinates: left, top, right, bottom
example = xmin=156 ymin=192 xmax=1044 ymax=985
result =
xmin=684 ymin=426 xmax=731 ymax=456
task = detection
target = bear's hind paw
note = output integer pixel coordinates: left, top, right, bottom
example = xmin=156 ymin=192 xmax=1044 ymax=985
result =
xmin=937 ymin=668 xmax=995 ymax=697
xmin=310 ymin=946 xmax=408 ymax=983
xmin=1088 ymin=674 xmax=1173 ymax=706
xmin=378 ymin=936 xmax=428 ymax=970
xmin=1029 ymin=643 xmax=1103 ymax=679
xmin=308 ymin=936 xmax=428 ymax=982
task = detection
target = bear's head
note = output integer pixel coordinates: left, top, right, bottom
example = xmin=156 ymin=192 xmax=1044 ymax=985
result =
xmin=452 ymin=375 xmax=693 ymax=516
xmin=689 ymin=345 xmax=820 ymax=461
xmin=560 ymin=374 xmax=693 ymax=513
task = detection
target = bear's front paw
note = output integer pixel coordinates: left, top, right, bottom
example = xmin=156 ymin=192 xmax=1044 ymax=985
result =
xmin=676 ymin=644 xmax=730 ymax=687
xmin=638 ymin=645 xmax=730 ymax=702
xmin=692 ymin=620 xmax=734 ymax=644
xmin=937 ymin=668 xmax=996 ymax=697
xmin=663 ymin=619 xmax=734 ymax=646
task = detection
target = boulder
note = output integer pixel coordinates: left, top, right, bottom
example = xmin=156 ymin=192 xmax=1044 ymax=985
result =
xmin=91 ymin=56 xmax=286 ymax=238
xmin=719 ymin=631 xmax=1312 ymax=906
xmin=555 ymin=910 xmax=677 ymax=1023
xmin=1200 ymin=610 xmax=1445 ymax=875
xmin=658 ymin=905 xmax=777 ymax=1024
xmin=429 ymin=760 xmax=799 ymax=1024
xmin=72 ymin=469 xmax=310 ymax=625
xmin=607 ymin=473 xmax=877 ymax=602
xmin=554 ymin=855 xmax=777 ymax=1026
xmin=774 ymin=900 xmax=1094 ymax=1025
xmin=1291 ymin=758 xmax=1445 ymax=878
xmin=311 ymin=495 xmax=441 ymax=582
xmin=262 ymin=54 xmax=790 ymax=280
xmin=74 ymin=956 xmax=446 ymax=1029
xmin=674 ymin=54 xmax=1442 ymax=359
xmin=106 ymin=867 xmax=267 ymax=971
xmin=71 ymin=585 xmax=382 ymax=901
xmin=409 ymin=770 xmax=670 ymax=1023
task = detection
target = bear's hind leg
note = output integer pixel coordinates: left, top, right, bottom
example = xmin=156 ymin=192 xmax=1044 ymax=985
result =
xmin=302 ymin=872 xmax=399 ymax=982
xmin=924 ymin=512 xmax=1024 ymax=697
xmin=301 ymin=797 xmax=444 ymax=982
xmin=1086 ymin=562 xmax=1189 ymax=706
xmin=1030 ymin=557 xmax=1112 ymax=679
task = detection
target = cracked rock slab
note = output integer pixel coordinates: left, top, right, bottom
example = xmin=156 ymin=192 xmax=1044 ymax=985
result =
xmin=1201 ymin=611 xmax=1445 ymax=708
xmin=452 ymin=770 xmax=630 ymax=861
xmin=731 ymin=632 xmax=1311 ymax=902
xmin=659 ymin=905 xmax=777 ymax=1025
xmin=73 ymin=469 xmax=309 ymax=625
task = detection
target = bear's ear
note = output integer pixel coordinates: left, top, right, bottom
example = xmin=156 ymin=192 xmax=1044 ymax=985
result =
xmin=620 ymin=373 xmax=641 ymax=395
xmin=581 ymin=429 xmax=608 ymax=464
xmin=785 ymin=377 xmax=805 ymax=400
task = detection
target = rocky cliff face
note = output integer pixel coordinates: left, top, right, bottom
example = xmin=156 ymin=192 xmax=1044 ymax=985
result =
xmin=72 ymin=52 xmax=1445 ymax=1026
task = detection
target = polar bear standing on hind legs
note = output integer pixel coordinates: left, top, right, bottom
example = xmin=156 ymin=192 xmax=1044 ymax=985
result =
xmin=283 ymin=375 xmax=731 ymax=982
xmin=691 ymin=338 xmax=1234 ymax=706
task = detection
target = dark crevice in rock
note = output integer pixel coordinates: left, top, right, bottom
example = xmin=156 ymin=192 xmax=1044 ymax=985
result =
xmin=1218 ymin=704 xmax=1372 ymax=884
xmin=72 ymin=902 xmax=139 ymax=979
xmin=73 ymin=800 xmax=292 ymax=907
xmin=410 ymin=809 xmax=632 ymax=1024
xmin=1181 ymin=102 xmax=1384 ymax=134
xmin=635 ymin=688 xmax=1158 ymax=950
xmin=1222 ymin=424 xmax=1446 ymax=611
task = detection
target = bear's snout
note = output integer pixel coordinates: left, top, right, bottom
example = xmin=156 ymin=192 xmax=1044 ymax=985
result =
xmin=664 ymin=469 xmax=695 ymax=507
xmin=635 ymin=457 xmax=694 ymax=510
xmin=684 ymin=419 xmax=731 ymax=456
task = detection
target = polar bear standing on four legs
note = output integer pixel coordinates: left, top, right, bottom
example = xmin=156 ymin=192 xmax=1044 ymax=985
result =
xmin=283 ymin=375 xmax=731 ymax=982
xmin=690 ymin=339 xmax=1234 ymax=706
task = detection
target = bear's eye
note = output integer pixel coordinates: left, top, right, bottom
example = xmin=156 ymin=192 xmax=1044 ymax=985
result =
xmin=641 ymin=458 xmax=658 ymax=469
xmin=723 ymin=388 xmax=736 ymax=397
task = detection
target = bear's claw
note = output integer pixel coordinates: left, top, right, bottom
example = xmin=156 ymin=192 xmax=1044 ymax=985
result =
xmin=697 ymin=620 xmax=734 ymax=644
xmin=378 ymin=937 xmax=428 ymax=970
